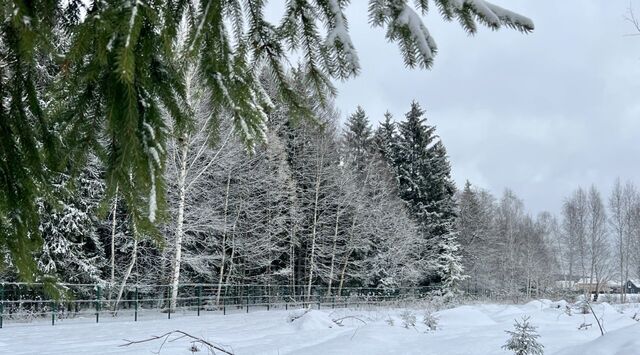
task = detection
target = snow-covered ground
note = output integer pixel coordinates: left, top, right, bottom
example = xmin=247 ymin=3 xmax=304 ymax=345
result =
xmin=1 ymin=300 xmax=640 ymax=354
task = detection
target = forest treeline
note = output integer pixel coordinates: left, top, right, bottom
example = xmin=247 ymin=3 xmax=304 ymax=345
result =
xmin=4 ymin=67 xmax=638 ymax=308
xmin=7 ymin=69 xmax=463 ymax=307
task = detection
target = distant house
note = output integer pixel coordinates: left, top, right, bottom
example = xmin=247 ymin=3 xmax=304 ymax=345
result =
xmin=626 ymin=280 xmax=640 ymax=294
xmin=554 ymin=280 xmax=575 ymax=290
xmin=574 ymin=278 xmax=612 ymax=293
xmin=606 ymin=280 xmax=640 ymax=294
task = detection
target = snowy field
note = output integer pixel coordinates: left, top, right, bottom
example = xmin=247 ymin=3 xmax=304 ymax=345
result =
xmin=2 ymin=300 xmax=640 ymax=354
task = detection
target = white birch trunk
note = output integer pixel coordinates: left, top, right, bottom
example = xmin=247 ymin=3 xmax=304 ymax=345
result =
xmin=326 ymin=208 xmax=341 ymax=297
xmin=108 ymin=185 xmax=118 ymax=300
xmin=216 ymin=174 xmax=231 ymax=306
xmin=113 ymin=224 xmax=138 ymax=314
xmin=306 ymin=154 xmax=323 ymax=302
xmin=169 ymin=135 xmax=189 ymax=311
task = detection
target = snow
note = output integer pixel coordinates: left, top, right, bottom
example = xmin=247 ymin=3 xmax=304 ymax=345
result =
xmin=325 ymin=0 xmax=360 ymax=73
xmin=395 ymin=5 xmax=437 ymax=62
xmin=1 ymin=301 xmax=639 ymax=354
xmin=446 ymin=0 xmax=534 ymax=31
xmin=125 ymin=0 xmax=140 ymax=48
xmin=148 ymin=172 xmax=157 ymax=223
xmin=554 ymin=323 xmax=640 ymax=355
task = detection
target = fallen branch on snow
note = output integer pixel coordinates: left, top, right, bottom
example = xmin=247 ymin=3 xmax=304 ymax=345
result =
xmin=578 ymin=322 xmax=592 ymax=330
xmin=332 ymin=315 xmax=367 ymax=326
xmin=120 ymin=330 xmax=234 ymax=355
xmin=287 ymin=307 xmax=312 ymax=323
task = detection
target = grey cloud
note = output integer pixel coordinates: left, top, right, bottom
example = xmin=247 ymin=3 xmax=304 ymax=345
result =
xmin=330 ymin=0 xmax=640 ymax=215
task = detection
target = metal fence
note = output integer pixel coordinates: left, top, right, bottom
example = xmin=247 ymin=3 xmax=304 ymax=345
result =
xmin=0 ymin=283 xmax=441 ymax=328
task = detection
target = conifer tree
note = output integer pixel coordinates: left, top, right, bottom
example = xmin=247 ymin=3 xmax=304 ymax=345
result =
xmin=502 ymin=316 xmax=544 ymax=355
xmin=343 ymin=106 xmax=373 ymax=170
xmin=392 ymin=101 xmax=458 ymax=283
xmin=37 ymin=159 xmax=106 ymax=284
xmin=374 ymin=111 xmax=398 ymax=164
xmin=436 ymin=232 xmax=466 ymax=295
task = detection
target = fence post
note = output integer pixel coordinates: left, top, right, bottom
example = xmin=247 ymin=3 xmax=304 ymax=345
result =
xmin=167 ymin=286 xmax=171 ymax=320
xmin=197 ymin=286 xmax=202 ymax=317
xmin=134 ymin=287 xmax=138 ymax=322
xmin=51 ymin=301 xmax=56 ymax=326
xmin=223 ymin=296 xmax=226 ymax=315
xmin=0 ymin=284 xmax=4 ymax=329
xmin=95 ymin=285 xmax=101 ymax=323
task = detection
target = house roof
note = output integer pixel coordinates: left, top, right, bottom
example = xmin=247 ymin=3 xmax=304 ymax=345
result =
xmin=628 ymin=279 xmax=640 ymax=287
xmin=576 ymin=278 xmax=599 ymax=284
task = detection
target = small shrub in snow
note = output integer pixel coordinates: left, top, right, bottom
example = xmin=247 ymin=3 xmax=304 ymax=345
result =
xmin=579 ymin=301 xmax=590 ymax=314
xmin=564 ymin=305 xmax=572 ymax=317
xmin=502 ymin=316 xmax=544 ymax=355
xmin=386 ymin=316 xmax=395 ymax=326
xmin=400 ymin=310 xmax=416 ymax=328
xmin=422 ymin=310 xmax=439 ymax=331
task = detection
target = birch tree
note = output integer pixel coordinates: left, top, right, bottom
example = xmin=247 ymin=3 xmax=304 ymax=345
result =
xmin=586 ymin=186 xmax=610 ymax=299
xmin=609 ymin=179 xmax=637 ymax=302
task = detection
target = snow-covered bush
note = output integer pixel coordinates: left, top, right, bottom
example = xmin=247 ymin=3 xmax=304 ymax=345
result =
xmin=422 ymin=310 xmax=439 ymax=331
xmin=600 ymin=293 xmax=614 ymax=303
xmin=579 ymin=301 xmax=590 ymax=314
xmin=502 ymin=316 xmax=544 ymax=355
xmin=400 ymin=310 xmax=416 ymax=328
xmin=564 ymin=305 xmax=572 ymax=317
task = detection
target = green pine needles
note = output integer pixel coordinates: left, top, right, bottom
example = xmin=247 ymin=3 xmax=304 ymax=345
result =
xmin=0 ymin=0 xmax=533 ymax=281
xmin=502 ymin=316 xmax=544 ymax=355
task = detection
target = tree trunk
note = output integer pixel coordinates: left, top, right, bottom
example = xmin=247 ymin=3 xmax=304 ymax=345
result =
xmin=170 ymin=135 xmax=189 ymax=311
xmin=327 ymin=207 xmax=341 ymax=297
xmin=337 ymin=212 xmax=358 ymax=297
xmin=224 ymin=209 xmax=240 ymax=287
xmin=113 ymin=223 xmax=138 ymax=314
xmin=337 ymin=249 xmax=354 ymax=297
xmin=306 ymin=159 xmax=322 ymax=302
xmin=290 ymin=223 xmax=297 ymax=299
xmin=108 ymin=185 xmax=118 ymax=301
xmin=216 ymin=174 xmax=232 ymax=306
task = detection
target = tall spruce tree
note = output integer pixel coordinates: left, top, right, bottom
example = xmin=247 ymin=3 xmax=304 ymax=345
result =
xmin=393 ymin=101 xmax=458 ymax=283
xmin=37 ymin=158 xmax=107 ymax=284
xmin=374 ymin=111 xmax=398 ymax=164
xmin=343 ymin=106 xmax=373 ymax=171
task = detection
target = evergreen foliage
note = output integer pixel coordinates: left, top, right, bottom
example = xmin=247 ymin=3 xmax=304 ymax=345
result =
xmin=37 ymin=159 xmax=106 ymax=284
xmin=386 ymin=101 xmax=458 ymax=282
xmin=502 ymin=316 xmax=544 ymax=355
xmin=374 ymin=111 xmax=397 ymax=164
xmin=343 ymin=106 xmax=373 ymax=170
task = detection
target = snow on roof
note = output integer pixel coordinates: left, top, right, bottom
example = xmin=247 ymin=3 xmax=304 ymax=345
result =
xmin=628 ymin=279 xmax=640 ymax=287
xmin=575 ymin=278 xmax=615 ymax=285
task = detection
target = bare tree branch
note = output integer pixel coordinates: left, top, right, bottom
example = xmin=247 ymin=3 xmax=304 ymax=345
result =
xmin=120 ymin=330 xmax=234 ymax=355
xmin=624 ymin=3 xmax=640 ymax=36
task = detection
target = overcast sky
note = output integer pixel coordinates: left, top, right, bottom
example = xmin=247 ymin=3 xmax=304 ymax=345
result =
xmin=315 ymin=0 xmax=640 ymax=216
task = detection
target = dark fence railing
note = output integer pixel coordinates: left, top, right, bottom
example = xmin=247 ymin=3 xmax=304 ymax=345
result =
xmin=0 ymin=283 xmax=442 ymax=328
